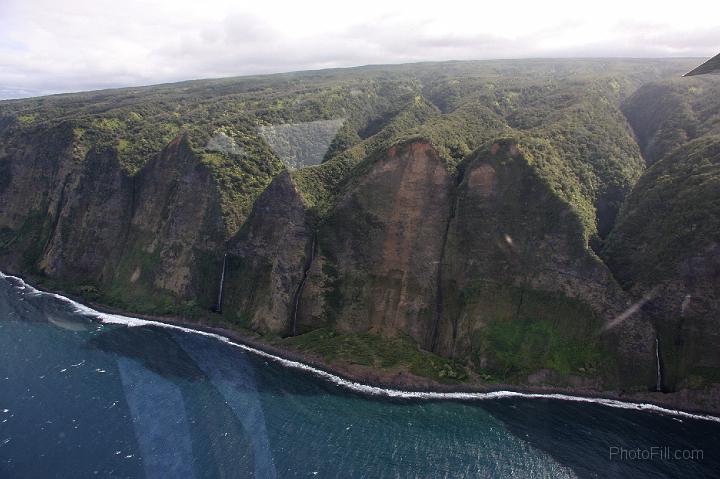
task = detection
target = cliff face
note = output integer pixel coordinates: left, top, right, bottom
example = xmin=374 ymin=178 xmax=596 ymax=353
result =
xmin=0 ymin=127 xmax=228 ymax=314
xmin=224 ymin=138 xmax=655 ymax=389
xmin=112 ymin=135 xmax=227 ymax=308
xmin=0 ymin=123 xmax=77 ymax=272
xmin=1 ymin=59 xmax=718 ymax=401
xmin=39 ymin=146 xmax=135 ymax=284
xmin=305 ymin=142 xmax=452 ymax=346
xmin=436 ymin=141 xmax=654 ymax=388
xmin=223 ymin=171 xmax=314 ymax=333
xmin=223 ymin=141 xmax=452 ymax=344
xmin=603 ymin=136 xmax=720 ymax=391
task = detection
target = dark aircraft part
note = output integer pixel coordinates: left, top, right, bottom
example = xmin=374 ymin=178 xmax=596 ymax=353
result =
xmin=684 ymin=53 xmax=720 ymax=76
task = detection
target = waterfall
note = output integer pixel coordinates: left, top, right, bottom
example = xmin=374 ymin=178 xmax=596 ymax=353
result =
xmin=655 ymin=336 xmax=662 ymax=392
xmin=214 ymin=253 xmax=228 ymax=313
xmin=431 ymin=168 xmax=464 ymax=353
xmin=290 ymin=233 xmax=316 ymax=336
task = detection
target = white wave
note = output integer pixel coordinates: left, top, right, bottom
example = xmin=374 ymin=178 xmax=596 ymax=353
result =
xmin=47 ymin=315 xmax=91 ymax=331
xmin=3 ymin=271 xmax=720 ymax=424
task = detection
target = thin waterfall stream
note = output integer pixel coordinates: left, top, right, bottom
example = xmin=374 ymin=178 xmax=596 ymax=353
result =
xmin=656 ymin=336 xmax=662 ymax=392
xmin=290 ymin=233 xmax=317 ymax=336
xmin=3 ymin=271 xmax=720 ymax=478
xmin=214 ymin=252 xmax=228 ymax=313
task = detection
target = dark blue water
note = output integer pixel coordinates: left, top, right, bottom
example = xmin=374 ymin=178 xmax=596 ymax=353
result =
xmin=1 ymin=274 xmax=719 ymax=478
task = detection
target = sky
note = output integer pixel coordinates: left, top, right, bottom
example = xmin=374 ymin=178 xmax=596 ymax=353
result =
xmin=1 ymin=0 xmax=719 ymax=99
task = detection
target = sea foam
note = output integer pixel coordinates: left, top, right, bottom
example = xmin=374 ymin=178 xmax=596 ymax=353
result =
xmin=3 ymin=271 xmax=719 ymax=424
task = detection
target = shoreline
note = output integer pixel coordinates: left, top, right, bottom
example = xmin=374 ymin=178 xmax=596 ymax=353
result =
xmin=4 ymin=271 xmax=720 ymax=421
xmin=120 ymin=313 xmax=720 ymax=420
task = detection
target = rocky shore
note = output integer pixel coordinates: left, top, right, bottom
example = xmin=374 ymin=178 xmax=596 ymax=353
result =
xmin=85 ymin=299 xmax=720 ymax=418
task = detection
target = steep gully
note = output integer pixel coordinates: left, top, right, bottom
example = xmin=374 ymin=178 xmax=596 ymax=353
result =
xmin=621 ymin=101 xmax=666 ymax=394
xmin=36 ymin=133 xmax=662 ymax=391
xmin=41 ymin=174 xmax=71 ymax=261
xmin=210 ymin=102 xmax=659 ymax=382
xmin=224 ymin=143 xmax=658 ymax=374
xmin=430 ymin=167 xmax=465 ymax=354
xmin=289 ymin=232 xmax=317 ymax=336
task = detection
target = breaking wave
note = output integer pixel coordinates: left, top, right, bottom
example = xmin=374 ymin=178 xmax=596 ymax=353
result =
xmin=3 ymin=271 xmax=719 ymax=424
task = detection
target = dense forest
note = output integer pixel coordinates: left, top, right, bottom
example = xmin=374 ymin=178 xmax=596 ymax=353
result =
xmin=1 ymin=59 xmax=718 ymax=408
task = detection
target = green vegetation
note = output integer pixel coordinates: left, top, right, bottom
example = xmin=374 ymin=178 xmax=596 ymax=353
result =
xmin=470 ymin=287 xmax=609 ymax=383
xmin=201 ymin=149 xmax=283 ymax=235
xmin=201 ymin=124 xmax=285 ymax=233
xmin=280 ymin=328 xmax=468 ymax=383
xmin=601 ymin=78 xmax=720 ymax=392
xmin=622 ymin=78 xmax=720 ymax=164
xmin=603 ymin=135 xmax=720 ymax=286
xmin=0 ymin=211 xmax=52 ymax=273
xmin=2 ymin=59 xmax=686 ymax=231
xmin=685 ymin=367 xmax=720 ymax=390
xmin=3 ymin=58 xmax=718 ymax=395
xmin=288 ymin=67 xmax=650 ymax=243
xmin=29 ymin=273 xmax=218 ymax=322
xmin=103 ymin=286 xmax=203 ymax=317
xmin=92 ymin=117 xmax=126 ymax=131
xmin=17 ymin=113 xmax=37 ymax=125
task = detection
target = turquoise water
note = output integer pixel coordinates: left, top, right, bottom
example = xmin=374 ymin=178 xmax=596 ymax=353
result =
xmin=1 ymin=274 xmax=719 ymax=478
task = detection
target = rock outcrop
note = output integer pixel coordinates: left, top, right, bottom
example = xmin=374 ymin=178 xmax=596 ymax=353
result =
xmin=223 ymin=171 xmax=314 ymax=333
xmin=436 ymin=140 xmax=655 ymax=388
xmin=0 ymin=130 xmax=228 ymax=313
xmin=304 ymin=141 xmax=452 ymax=346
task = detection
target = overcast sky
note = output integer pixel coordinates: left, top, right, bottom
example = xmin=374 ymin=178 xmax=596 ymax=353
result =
xmin=1 ymin=0 xmax=719 ymax=99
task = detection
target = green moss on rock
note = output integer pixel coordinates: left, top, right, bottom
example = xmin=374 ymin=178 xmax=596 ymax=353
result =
xmin=281 ymin=328 xmax=469 ymax=383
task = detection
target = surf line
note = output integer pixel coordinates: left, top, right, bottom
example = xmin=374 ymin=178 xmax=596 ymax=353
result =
xmin=3 ymin=271 xmax=720 ymax=425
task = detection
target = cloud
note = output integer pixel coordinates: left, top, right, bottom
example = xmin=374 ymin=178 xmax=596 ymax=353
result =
xmin=0 ymin=0 xmax=719 ymax=99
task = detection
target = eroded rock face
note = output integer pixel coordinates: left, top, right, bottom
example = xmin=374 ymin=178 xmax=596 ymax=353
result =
xmin=222 ymin=139 xmax=656 ymax=389
xmin=603 ymin=137 xmax=720 ymax=391
xmin=223 ymin=171 xmax=314 ymax=333
xmin=39 ymin=148 xmax=134 ymax=284
xmin=0 ymin=127 xmax=660 ymax=390
xmin=643 ymin=253 xmax=720 ymax=392
xmin=120 ymin=135 xmax=226 ymax=299
xmin=0 ymin=132 xmax=228 ymax=310
xmin=3 ymin=61 xmax=719 ymax=404
xmin=435 ymin=140 xmax=655 ymax=389
xmin=0 ymin=123 xmax=80 ymax=272
xmin=305 ymin=141 xmax=452 ymax=347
